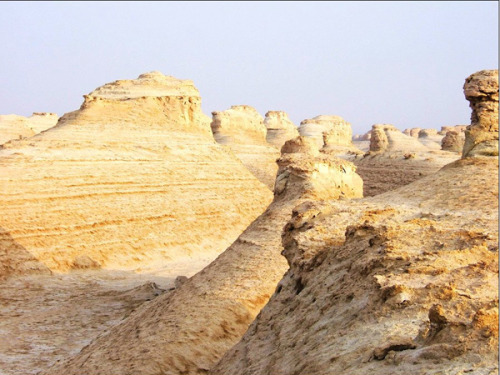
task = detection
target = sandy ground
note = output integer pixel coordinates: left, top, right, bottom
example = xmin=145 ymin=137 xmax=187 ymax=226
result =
xmin=0 ymin=255 xmax=217 ymax=375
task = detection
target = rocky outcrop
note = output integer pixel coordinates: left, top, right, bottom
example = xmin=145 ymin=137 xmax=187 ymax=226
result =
xmin=44 ymin=136 xmax=363 ymax=375
xmin=439 ymin=125 xmax=467 ymax=136
xmin=403 ymin=127 xmax=422 ymax=138
xmin=0 ymin=72 xmax=272 ymax=276
xmin=0 ymin=112 xmax=58 ymax=145
xmin=264 ymin=111 xmax=299 ymax=149
xmin=210 ymin=70 xmax=499 ymax=375
xmin=462 ymin=69 xmax=499 ymax=157
xmin=211 ymin=105 xmax=280 ymax=189
xmin=441 ymin=130 xmax=465 ymax=153
xmin=417 ymin=129 xmax=444 ymax=150
xmin=212 ymin=156 xmax=498 ymax=375
xmin=368 ymin=124 xmax=429 ymax=154
xmin=298 ymin=115 xmax=352 ymax=148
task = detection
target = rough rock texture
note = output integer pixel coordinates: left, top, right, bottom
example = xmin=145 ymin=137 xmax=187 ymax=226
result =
xmin=44 ymin=136 xmax=363 ymax=375
xmin=0 ymin=112 xmax=58 ymax=145
xmin=439 ymin=125 xmax=467 ymax=136
xmin=403 ymin=127 xmax=422 ymax=138
xmin=417 ymin=129 xmax=444 ymax=150
xmin=441 ymin=130 xmax=466 ymax=153
xmin=0 ymin=72 xmax=272 ymax=276
xmin=298 ymin=115 xmax=352 ymax=148
xmin=462 ymin=69 xmax=499 ymax=157
xmin=211 ymin=155 xmax=499 ymax=375
xmin=211 ymin=105 xmax=280 ymax=189
xmin=264 ymin=111 xmax=299 ymax=149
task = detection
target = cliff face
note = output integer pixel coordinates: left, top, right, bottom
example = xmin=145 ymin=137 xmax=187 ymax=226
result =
xmin=210 ymin=70 xmax=499 ymax=375
xmin=264 ymin=110 xmax=299 ymax=149
xmin=211 ymin=105 xmax=280 ymax=189
xmin=0 ymin=72 xmax=272 ymax=277
xmin=44 ymin=136 xmax=363 ymax=375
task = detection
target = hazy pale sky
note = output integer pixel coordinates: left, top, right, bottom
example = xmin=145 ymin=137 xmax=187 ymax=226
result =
xmin=0 ymin=1 xmax=497 ymax=134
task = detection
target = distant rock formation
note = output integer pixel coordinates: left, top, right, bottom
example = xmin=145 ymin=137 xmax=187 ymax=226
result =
xmin=417 ymin=128 xmax=444 ymax=150
xmin=439 ymin=125 xmax=467 ymax=136
xmin=298 ymin=115 xmax=352 ymax=148
xmin=403 ymin=127 xmax=422 ymax=138
xmin=0 ymin=72 xmax=272 ymax=276
xmin=264 ymin=110 xmax=299 ymax=149
xmin=462 ymin=69 xmax=499 ymax=157
xmin=441 ymin=130 xmax=465 ymax=153
xmin=43 ymin=136 xmax=363 ymax=375
xmin=211 ymin=71 xmax=499 ymax=375
xmin=211 ymin=105 xmax=280 ymax=189
xmin=0 ymin=112 xmax=58 ymax=145
xmin=368 ymin=124 xmax=429 ymax=154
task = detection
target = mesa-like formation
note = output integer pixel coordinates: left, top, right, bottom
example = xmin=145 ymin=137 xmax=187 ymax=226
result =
xmin=462 ymin=69 xmax=499 ymax=157
xmin=264 ymin=110 xmax=299 ymax=149
xmin=0 ymin=113 xmax=59 ymax=145
xmin=43 ymin=136 xmax=363 ymax=375
xmin=211 ymin=70 xmax=499 ymax=375
xmin=0 ymin=72 xmax=272 ymax=277
xmin=298 ymin=115 xmax=352 ymax=148
xmin=211 ymin=105 xmax=280 ymax=189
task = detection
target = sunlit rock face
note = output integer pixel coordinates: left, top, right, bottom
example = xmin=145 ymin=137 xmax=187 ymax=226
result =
xmin=0 ymin=72 xmax=272 ymax=277
xmin=211 ymin=105 xmax=280 ymax=189
xmin=441 ymin=130 xmax=465 ymax=153
xmin=462 ymin=69 xmax=499 ymax=158
xmin=43 ymin=136 xmax=362 ymax=375
xmin=210 ymin=71 xmax=498 ymax=375
xmin=298 ymin=115 xmax=352 ymax=148
xmin=403 ymin=127 xmax=422 ymax=138
xmin=264 ymin=110 xmax=299 ymax=149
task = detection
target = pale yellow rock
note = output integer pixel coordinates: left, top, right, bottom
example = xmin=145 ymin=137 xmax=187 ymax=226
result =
xmin=0 ymin=114 xmax=35 ymax=145
xmin=462 ymin=69 xmax=499 ymax=157
xmin=0 ymin=72 xmax=272 ymax=277
xmin=264 ymin=110 xmax=299 ymax=149
xmin=43 ymin=136 xmax=363 ymax=375
xmin=211 ymin=105 xmax=280 ymax=189
xmin=298 ymin=115 xmax=352 ymax=148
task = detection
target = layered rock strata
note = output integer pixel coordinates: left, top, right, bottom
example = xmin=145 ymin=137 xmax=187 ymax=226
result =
xmin=264 ymin=110 xmax=299 ymax=149
xmin=0 ymin=72 xmax=272 ymax=276
xmin=44 ymin=136 xmax=363 ymax=375
xmin=462 ymin=69 xmax=499 ymax=157
xmin=298 ymin=115 xmax=352 ymax=148
xmin=211 ymin=105 xmax=280 ymax=189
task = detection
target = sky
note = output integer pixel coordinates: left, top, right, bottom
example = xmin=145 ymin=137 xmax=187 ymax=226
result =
xmin=0 ymin=1 xmax=497 ymax=134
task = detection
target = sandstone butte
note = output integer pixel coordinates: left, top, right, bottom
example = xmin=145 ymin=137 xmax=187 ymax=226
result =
xmin=298 ymin=114 xmax=353 ymax=149
xmin=210 ymin=69 xmax=499 ymax=375
xmin=264 ymin=110 xmax=299 ymax=149
xmin=43 ymin=136 xmax=364 ymax=375
xmin=0 ymin=71 xmax=272 ymax=278
xmin=0 ymin=112 xmax=58 ymax=145
xmin=350 ymin=123 xmax=460 ymax=196
xmin=211 ymin=105 xmax=281 ymax=189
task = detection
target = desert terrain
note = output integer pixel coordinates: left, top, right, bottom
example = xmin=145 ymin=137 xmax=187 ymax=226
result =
xmin=0 ymin=69 xmax=497 ymax=375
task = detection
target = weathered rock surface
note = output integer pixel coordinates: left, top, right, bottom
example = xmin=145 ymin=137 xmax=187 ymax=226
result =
xmin=441 ymin=130 xmax=466 ymax=153
xmin=418 ymin=129 xmax=444 ymax=150
xmin=439 ymin=125 xmax=467 ymax=136
xmin=211 ymin=105 xmax=280 ymax=189
xmin=212 ymin=155 xmax=499 ymax=375
xmin=369 ymin=124 xmax=429 ymax=154
xmin=264 ymin=110 xmax=299 ymax=149
xmin=298 ymin=115 xmax=352 ymax=148
xmin=403 ymin=127 xmax=422 ymax=138
xmin=0 ymin=72 xmax=272 ymax=277
xmin=462 ymin=69 xmax=499 ymax=157
xmin=0 ymin=112 xmax=59 ymax=145
xmin=43 ymin=136 xmax=363 ymax=375
xmin=210 ymin=71 xmax=499 ymax=375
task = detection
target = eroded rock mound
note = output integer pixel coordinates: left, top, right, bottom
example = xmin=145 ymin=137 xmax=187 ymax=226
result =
xmin=441 ymin=130 xmax=465 ymax=153
xmin=369 ymin=124 xmax=429 ymax=154
xmin=462 ymin=69 xmax=499 ymax=157
xmin=211 ymin=105 xmax=280 ymax=189
xmin=212 ymin=152 xmax=498 ymax=375
xmin=298 ymin=115 xmax=352 ymax=148
xmin=0 ymin=112 xmax=58 ymax=145
xmin=210 ymin=70 xmax=499 ymax=375
xmin=0 ymin=72 xmax=272 ymax=276
xmin=418 ymin=129 xmax=444 ymax=150
xmin=264 ymin=110 xmax=299 ymax=149
xmin=44 ymin=136 xmax=363 ymax=375
xmin=403 ymin=127 xmax=422 ymax=138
